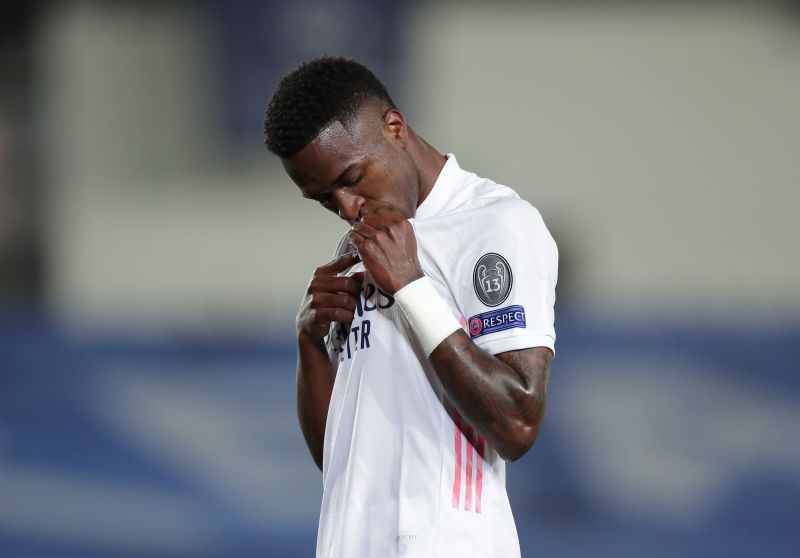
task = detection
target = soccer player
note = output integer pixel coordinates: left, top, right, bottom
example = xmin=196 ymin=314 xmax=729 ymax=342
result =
xmin=263 ymin=56 xmax=557 ymax=557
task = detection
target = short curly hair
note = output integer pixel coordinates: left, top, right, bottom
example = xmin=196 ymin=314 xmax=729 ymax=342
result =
xmin=263 ymin=56 xmax=395 ymax=158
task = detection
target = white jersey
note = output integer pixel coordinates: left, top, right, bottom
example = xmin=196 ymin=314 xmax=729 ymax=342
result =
xmin=318 ymin=155 xmax=558 ymax=557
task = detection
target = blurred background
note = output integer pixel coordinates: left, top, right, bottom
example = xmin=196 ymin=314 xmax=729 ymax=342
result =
xmin=1 ymin=0 xmax=799 ymax=556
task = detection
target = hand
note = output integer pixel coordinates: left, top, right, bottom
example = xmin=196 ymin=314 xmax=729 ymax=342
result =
xmin=297 ymin=252 xmax=364 ymax=340
xmin=348 ymin=207 xmax=424 ymax=294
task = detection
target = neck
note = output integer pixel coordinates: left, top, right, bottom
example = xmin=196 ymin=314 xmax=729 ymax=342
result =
xmin=409 ymin=131 xmax=447 ymax=209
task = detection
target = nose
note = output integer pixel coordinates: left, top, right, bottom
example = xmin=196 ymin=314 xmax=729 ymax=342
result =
xmin=333 ymin=189 xmax=365 ymax=222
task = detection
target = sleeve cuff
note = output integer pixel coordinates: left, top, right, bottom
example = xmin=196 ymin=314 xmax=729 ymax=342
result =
xmin=474 ymin=333 xmax=555 ymax=356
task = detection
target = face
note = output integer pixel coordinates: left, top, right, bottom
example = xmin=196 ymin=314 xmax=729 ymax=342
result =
xmin=281 ymin=101 xmax=419 ymax=224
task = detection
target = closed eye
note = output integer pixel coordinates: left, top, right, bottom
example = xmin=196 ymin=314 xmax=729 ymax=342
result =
xmin=338 ymin=174 xmax=362 ymax=188
xmin=302 ymin=171 xmax=362 ymax=206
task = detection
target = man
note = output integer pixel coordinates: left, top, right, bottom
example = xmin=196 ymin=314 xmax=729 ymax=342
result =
xmin=263 ymin=56 xmax=557 ymax=557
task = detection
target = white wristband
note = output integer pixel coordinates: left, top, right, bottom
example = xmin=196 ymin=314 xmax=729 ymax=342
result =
xmin=394 ymin=276 xmax=461 ymax=358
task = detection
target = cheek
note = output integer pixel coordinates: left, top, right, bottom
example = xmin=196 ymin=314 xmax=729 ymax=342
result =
xmin=368 ymin=147 xmax=417 ymax=212
xmin=400 ymin=160 xmax=419 ymax=205
xmin=387 ymin=167 xmax=415 ymax=208
xmin=370 ymin=165 xmax=401 ymax=199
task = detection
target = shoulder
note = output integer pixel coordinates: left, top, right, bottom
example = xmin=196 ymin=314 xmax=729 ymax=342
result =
xmin=489 ymin=195 xmax=546 ymax=225
xmin=426 ymin=168 xmax=544 ymax=228
xmin=447 ymin=176 xmax=523 ymax=217
xmin=499 ymin=199 xmax=553 ymax=247
xmin=456 ymin=195 xmax=551 ymax=242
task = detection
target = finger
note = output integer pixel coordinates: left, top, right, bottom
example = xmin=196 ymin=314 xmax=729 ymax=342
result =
xmin=361 ymin=211 xmax=411 ymax=243
xmin=362 ymin=204 xmax=403 ymax=218
xmin=348 ymin=231 xmax=373 ymax=256
xmin=309 ymin=292 xmax=358 ymax=313
xmin=317 ymin=251 xmax=361 ymax=275
xmin=372 ymin=206 xmax=405 ymax=222
xmin=313 ymin=307 xmax=358 ymax=325
xmin=351 ymin=220 xmax=380 ymax=239
xmin=310 ymin=275 xmax=363 ymax=297
xmin=359 ymin=212 xmax=385 ymax=229
xmin=360 ymin=210 xmax=403 ymax=230
xmin=349 ymin=235 xmax=380 ymax=269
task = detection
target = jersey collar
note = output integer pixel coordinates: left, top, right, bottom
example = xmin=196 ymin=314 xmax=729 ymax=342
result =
xmin=413 ymin=154 xmax=463 ymax=220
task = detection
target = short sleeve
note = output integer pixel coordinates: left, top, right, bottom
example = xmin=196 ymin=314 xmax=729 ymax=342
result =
xmin=454 ymin=200 xmax=558 ymax=355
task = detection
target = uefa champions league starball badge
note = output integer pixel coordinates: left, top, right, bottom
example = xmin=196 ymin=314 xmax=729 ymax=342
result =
xmin=473 ymin=253 xmax=513 ymax=307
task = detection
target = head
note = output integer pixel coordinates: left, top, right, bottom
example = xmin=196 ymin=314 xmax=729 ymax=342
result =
xmin=264 ymin=56 xmax=424 ymax=223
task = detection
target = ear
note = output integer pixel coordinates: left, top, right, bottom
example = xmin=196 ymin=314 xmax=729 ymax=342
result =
xmin=382 ymin=108 xmax=408 ymax=146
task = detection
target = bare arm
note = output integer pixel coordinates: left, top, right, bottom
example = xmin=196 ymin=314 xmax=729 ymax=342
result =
xmin=295 ymin=253 xmax=363 ymax=470
xmin=296 ymin=332 xmax=335 ymax=470
xmin=431 ymin=334 xmax=552 ymax=461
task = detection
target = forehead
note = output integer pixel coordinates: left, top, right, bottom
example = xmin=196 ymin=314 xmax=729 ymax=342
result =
xmin=282 ymin=110 xmax=381 ymax=190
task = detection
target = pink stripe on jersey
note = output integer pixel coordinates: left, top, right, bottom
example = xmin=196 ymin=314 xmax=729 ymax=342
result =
xmin=464 ymin=424 xmax=474 ymax=511
xmin=475 ymin=435 xmax=485 ymax=513
xmin=452 ymin=415 xmax=462 ymax=508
